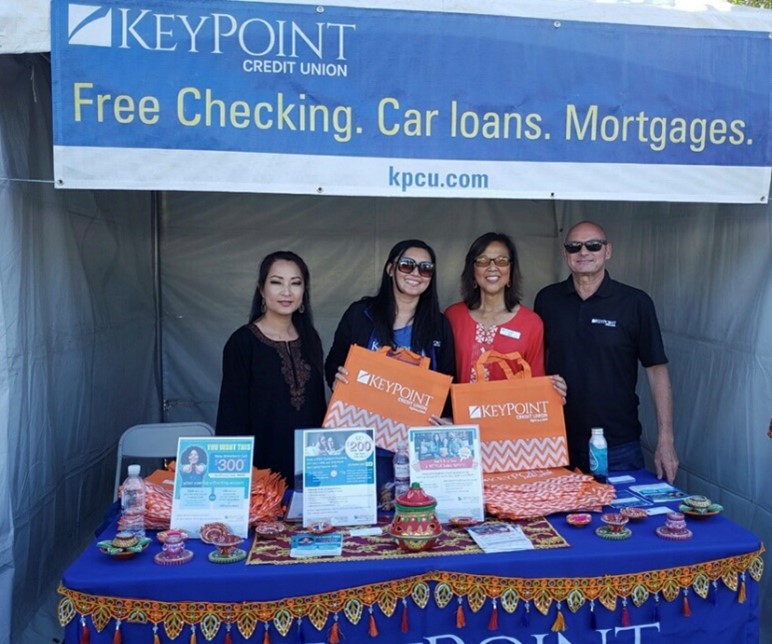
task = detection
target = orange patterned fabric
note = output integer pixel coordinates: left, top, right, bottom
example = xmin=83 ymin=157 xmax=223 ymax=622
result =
xmin=484 ymin=468 xmax=616 ymax=520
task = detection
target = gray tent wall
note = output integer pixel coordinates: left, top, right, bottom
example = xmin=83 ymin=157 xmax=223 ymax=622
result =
xmin=1 ymin=54 xmax=771 ymax=643
xmin=0 ymin=56 xmax=161 ymax=643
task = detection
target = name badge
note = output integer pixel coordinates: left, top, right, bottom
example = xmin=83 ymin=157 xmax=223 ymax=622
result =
xmin=499 ymin=328 xmax=521 ymax=340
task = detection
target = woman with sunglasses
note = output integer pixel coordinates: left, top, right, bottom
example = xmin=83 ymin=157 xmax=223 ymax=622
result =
xmin=324 ymin=239 xmax=455 ymax=390
xmin=446 ymin=232 xmax=564 ymax=395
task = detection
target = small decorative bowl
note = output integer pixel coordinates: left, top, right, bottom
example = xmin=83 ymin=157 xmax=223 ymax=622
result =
xmin=679 ymin=502 xmax=723 ymax=518
xmin=253 ymin=521 xmax=286 ymax=539
xmin=97 ymin=533 xmax=151 ymax=559
xmin=600 ymin=513 xmax=629 ymax=533
xmin=664 ymin=511 xmax=687 ymax=532
xmin=211 ymin=533 xmax=244 ymax=557
xmin=308 ymin=521 xmax=334 ymax=535
xmin=683 ymin=495 xmax=712 ymax=510
xmin=111 ymin=531 xmax=140 ymax=549
xmin=200 ymin=522 xmax=230 ymax=544
xmin=157 ymin=529 xmax=189 ymax=544
xmin=620 ymin=507 xmax=648 ymax=521
xmin=566 ymin=513 xmax=592 ymax=527
xmin=656 ymin=512 xmax=692 ymax=541
xmin=449 ymin=516 xmax=481 ymax=528
xmin=160 ymin=532 xmax=187 ymax=558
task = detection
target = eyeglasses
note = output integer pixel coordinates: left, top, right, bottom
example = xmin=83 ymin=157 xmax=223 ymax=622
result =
xmin=396 ymin=257 xmax=435 ymax=278
xmin=563 ymin=240 xmax=607 ymax=254
xmin=473 ymin=256 xmax=511 ymax=268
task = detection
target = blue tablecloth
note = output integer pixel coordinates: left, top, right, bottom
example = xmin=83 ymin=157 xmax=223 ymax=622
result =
xmin=59 ymin=470 xmax=764 ymax=643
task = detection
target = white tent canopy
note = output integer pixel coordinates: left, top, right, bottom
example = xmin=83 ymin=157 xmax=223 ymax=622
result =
xmin=1 ymin=2 xmax=771 ymax=642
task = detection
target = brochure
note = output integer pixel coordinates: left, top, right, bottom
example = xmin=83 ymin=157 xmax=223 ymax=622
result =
xmin=407 ymin=425 xmax=484 ymax=522
xmin=301 ymin=428 xmax=377 ymax=527
xmin=289 ymin=533 xmax=343 ymax=558
xmin=170 ymin=436 xmax=254 ymax=538
xmin=610 ymin=493 xmax=653 ymax=509
xmin=466 ymin=522 xmax=534 ymax=553
xmin=628 ymin=482 xmax=688 ymax=504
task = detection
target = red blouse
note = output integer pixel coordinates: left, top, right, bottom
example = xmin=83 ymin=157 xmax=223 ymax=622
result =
xmin=444 ymin=302 xmax=546 ymax=383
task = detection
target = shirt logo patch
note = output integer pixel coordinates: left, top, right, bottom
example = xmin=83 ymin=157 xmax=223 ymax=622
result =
xmin=499 ymin=328 xmax=521 ymax=339
xmin=591 ymin=318 xmax=617 ymax=328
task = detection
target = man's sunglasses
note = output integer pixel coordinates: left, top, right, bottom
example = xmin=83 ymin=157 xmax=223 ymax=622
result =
xmin=396 ymin=257 xmax=435 ymax=277
xmin=563 ymin=240 xmax=607 ymax=254
xmin=474 ymin=256 xmax=511 ymax=268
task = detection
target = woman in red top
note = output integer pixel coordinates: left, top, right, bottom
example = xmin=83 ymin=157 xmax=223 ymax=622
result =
xmin=445 ymin=232 xmax=564 ymax=396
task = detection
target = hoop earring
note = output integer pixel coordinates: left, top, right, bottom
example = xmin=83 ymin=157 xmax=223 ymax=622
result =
xmin=261 ymin=301 xmax=266 ymax=313
xmin=299 ymin=304 xmax=305 ymax=314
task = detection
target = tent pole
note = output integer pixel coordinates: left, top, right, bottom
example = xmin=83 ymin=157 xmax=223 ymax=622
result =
xmin=151 ymin=190 xmax=166 ymax=421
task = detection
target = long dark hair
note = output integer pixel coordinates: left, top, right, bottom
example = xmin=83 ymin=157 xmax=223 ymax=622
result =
xmin=181 ymin=445 xmax=208 ymax=465
xmin=370 ymin=239 xmax=443 ymax=355
xmin=248 ymin=251 xmax=323 ymax=373
xmin=460 ymin=232 xmax=522 ymax=310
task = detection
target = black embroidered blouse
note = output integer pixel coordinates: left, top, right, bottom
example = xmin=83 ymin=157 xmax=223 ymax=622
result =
xmin=215 ymin=324 xmax=327 ymax=484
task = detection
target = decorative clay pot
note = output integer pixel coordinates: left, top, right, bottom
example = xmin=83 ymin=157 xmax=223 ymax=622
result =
xmin=389 ymin=483 xmax=442 ymax=552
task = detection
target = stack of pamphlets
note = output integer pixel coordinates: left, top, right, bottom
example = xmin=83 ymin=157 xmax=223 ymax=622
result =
xmin=627 ymin=483 xmax=688 ymax=504
xmin=466 ymin=523 xmax=534 ymax=553
xmin=289 ymin=533 xmax=343 ymax=558
xmin=610 ymin=481 xmax=689 ymax=514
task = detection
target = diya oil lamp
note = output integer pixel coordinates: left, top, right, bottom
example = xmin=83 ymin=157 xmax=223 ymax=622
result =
xmin=388 ymin=482 xmax=442 ymax=552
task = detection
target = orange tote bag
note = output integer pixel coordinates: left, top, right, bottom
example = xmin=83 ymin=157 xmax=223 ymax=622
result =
xmin=451 ymin=350 xmax=568 ymax=472
xmin=323 ymin=345 xmax=452 ymax=452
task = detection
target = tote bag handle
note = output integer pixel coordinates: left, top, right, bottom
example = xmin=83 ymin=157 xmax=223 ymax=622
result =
xmin=473 ymin=350 xmax=532 ymax=382
xmin=377 ymin=346 xmax=431 ymax=370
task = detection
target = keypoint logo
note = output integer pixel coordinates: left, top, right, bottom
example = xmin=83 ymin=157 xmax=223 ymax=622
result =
xmin=357 ymin=370 xmax=371 ymax=385
xmin=468 ymin=406 xmax=482 ymax=419
xmin=68 ymin=5 xmax=112 ymax=47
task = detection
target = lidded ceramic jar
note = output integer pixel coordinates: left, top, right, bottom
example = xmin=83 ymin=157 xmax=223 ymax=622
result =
xmin=162 ymin=531 xmax=186 ymax=557
xmin=389 ymin=483 xmax=442 ymax=552
xmin=664 ymin=512 xmax=687 ymax=533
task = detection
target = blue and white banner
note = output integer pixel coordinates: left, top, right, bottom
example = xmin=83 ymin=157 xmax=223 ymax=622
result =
xmin=51 ymin=0 xmax=771 ymax=201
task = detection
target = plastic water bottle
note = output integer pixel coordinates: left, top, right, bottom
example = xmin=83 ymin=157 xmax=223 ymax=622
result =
xmin=589 ymin=427 xmax=608 ymax=483
xmin=120 ymin=464 xmax=146 ymax=538
xmin=393 ymin=441 xmax=410 ymax=501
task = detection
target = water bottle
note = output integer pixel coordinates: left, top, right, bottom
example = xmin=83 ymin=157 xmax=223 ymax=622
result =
xmin=120 ymin=464 xmax=146 ymax=538
xmin=589 ymin=427 xmax=608 ymax=483
xmin=393 ymin=441 xmax=410 ymax=501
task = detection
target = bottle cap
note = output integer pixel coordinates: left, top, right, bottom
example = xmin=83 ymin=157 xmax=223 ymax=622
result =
xmin=128 ymin=464 xmax=141 ymax=476
xmin=591 ymin=427 xmax=604 ymax=435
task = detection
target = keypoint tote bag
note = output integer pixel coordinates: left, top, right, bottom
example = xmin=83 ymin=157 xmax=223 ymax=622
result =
xmin=451 ymin=350 xmax=568 ymax=472
xmin=323 ymin=345 xmax=453 ymax=452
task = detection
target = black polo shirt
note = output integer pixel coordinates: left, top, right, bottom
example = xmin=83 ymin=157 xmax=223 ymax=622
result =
xmin=534 ymin=272 xmax=667 ymax=450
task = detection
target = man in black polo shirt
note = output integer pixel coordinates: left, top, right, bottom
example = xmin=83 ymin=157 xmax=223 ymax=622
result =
xmin=534 ymin=221 xmax=679 ymax=483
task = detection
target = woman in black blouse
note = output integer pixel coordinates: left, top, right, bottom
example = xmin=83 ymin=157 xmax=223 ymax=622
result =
xmin=215 ymin=251 xmax=326 ymax=485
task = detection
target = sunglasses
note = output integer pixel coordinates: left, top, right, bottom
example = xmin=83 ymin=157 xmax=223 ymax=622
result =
xmin=474 ymin=256 xmax=511 ymax=267
xmin=563 ymin=240 xmax=607 ymax=254
xmin=396 ymin=257 xmax=435 ymax=278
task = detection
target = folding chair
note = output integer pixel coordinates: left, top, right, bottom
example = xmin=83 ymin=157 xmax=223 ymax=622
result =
xmin=113 ymin=422 xmax=215 ymax=500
